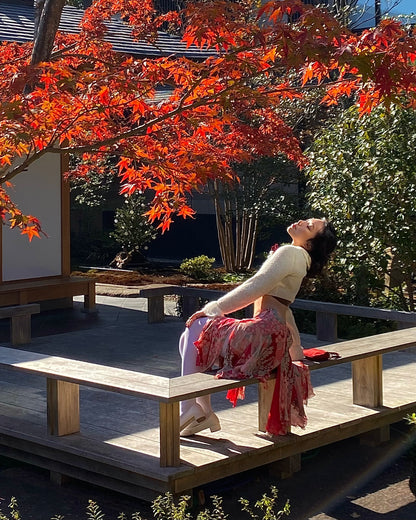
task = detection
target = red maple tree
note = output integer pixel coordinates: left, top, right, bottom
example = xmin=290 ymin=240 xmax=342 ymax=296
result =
xmin=1 ymin=0 xmax=415 ymax=237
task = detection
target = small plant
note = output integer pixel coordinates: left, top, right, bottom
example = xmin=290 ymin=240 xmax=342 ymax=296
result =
xmin=406 ymin=413 xmax=416 ymax=427
xmin=179 ymin=256 xmax=221 ymax=282
xmin=239 ymin=486 xmax=290 ymax=520
xmin=0 ymin=497 xmax=21 ymax=520
xmin=110 ymin=193 xmax=157 ymax=264
xmin=0 ymin=488 xmax=290 ymax=520
xmin=152 ymin=493 xmax=191 ymax=520
xmin=86 ymin=500 xmax=106 ymax=520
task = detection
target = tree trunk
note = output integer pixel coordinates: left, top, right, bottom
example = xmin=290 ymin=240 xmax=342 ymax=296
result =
xmin=209 ymin=179 xmax=260 ymax=272
xmin=31 ymin=0 xmax=66 ymax=65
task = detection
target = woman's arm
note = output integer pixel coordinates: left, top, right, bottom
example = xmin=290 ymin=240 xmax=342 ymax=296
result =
xmin=202 ymin=245 xmax=303 ymax=317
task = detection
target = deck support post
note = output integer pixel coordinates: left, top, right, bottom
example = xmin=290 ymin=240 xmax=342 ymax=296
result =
xmin=47 ymin=379 xmax=80 ymax=436
xmin=148 ymin=296 xmax=165 ymax=323
xmin=269 ymin=453 xmax=301 ymax=479
xmin=160 ymin=402 xmax=180 ymax=467
xmin=50 ymin=471 xmax=70 ymax=486
xmin=352 ymin=355 xmax=383 ymax=407
xmin=359 ymin=424 xmax=390 ymax=446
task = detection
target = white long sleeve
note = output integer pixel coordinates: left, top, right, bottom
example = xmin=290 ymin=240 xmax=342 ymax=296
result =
xmin=202 ymin=245 xmax=310 ymax=317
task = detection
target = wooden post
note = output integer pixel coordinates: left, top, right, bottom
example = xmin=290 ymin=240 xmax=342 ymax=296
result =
xmin=269 ymin=453 xmax=301 ymax=479
xmin=47 ymin=379 xmax=80 ymax=436
xmin=50 ymin=471 xmax=70 ymax=486
xmin=159 ymin=401 xmax=180 ymax=467
xmin=352 ymin=355 xmax=383 ymax=407
xmin=182 ymin=295 xmax=199 ymax=320
xmin=316 ymin=311 xmax=337 ymax=341
xmin=10 ymin=314 xmax=31 ymax=345
xmin=360 ymin=425 xmax=390 ymax=446
xmin=148 ymin=296 xmax=165 ymax=323
xmin=83 ymin=281 xmax=96 ymax=312
xmin=258 ymin=379 xmax=275 ymax=432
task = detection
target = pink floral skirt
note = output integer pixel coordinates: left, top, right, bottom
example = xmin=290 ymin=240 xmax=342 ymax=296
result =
xmin=194 ymin=309 xmax=314 ymax=436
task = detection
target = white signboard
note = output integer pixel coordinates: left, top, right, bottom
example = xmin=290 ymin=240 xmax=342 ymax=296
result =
xmin=2 ymin=154 xmax=62 ymax=281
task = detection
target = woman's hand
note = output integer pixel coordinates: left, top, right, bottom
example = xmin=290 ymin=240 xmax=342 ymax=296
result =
xmin=185 ymin=310 xmax=208 ymax=328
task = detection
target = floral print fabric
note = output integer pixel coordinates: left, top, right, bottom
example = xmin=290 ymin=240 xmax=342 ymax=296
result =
xmin=194 ymin=309 xmax=314 ymax=436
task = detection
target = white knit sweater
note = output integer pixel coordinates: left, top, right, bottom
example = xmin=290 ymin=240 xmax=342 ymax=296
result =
xmin=202 ymin=244 xmax=311 ymax=317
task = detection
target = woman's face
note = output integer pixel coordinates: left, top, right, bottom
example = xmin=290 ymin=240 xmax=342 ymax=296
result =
xmin=287 ymin=218 xmax=326 ymax=249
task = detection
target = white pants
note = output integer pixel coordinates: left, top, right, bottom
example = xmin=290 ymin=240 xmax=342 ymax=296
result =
xmin=179 ymin=317 xmax=212 ymax=415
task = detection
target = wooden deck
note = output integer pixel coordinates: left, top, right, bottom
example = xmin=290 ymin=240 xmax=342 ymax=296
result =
xmin=1 ymin=346 xmax=416 ymax=501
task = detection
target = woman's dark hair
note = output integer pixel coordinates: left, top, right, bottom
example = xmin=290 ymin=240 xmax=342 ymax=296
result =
xmin=306 ymin=220 xmax=337 ymax=278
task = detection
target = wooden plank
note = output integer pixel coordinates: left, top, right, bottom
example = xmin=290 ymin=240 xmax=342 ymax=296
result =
xmin=0 ymin=347 xmax=170 ymax=401
xmin=0 ymin=408 xmax=179 ymax=482
xmin=159 ymin=402 xmax=180 ymax=467
xmin=174 ymin=402 xmax=416 ymax=494
xmin=171 ymin=329 xmax=416 ymax=402
xmin=0 ymin=303 xmax=40 ymax=318
xmin=307 ymin=328 xmax=416 ymax=369
xmin=0 ymin=277 xmax=95 ymax=308
xmin=0 ymin=276 xmax=92 ymax=292
xmin=169 ymin=372 xmax=261 ymax=401
xmin=47 ymin=379 xmax=80 ymax=435
xmin=292 ymin=298 xmax=416 ymax=323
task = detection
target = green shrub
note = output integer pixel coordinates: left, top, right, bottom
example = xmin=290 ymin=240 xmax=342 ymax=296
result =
xmin=180 ymin=256 xmax=221 ymax=282
xmin=221 ymin=272 xmax=250 ymax=284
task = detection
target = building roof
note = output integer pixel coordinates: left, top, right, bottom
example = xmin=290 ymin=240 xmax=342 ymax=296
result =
xmin=0 ymin=2 xmax=213 ymax=59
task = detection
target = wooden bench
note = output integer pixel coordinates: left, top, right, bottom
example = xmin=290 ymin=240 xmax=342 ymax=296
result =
xmin=1 ymin=327 xmax=415 ymax=472
xmin=0 ymin=276 xmax=96 ymax=312
xmin=137 ymin=284 xmax=215 ymax=324
xmin=138 ymin=285 xmax=416 ymax=342
xmin=0 ymin=304 xmax=40 ymax=345
xmin=291 ymin=299 xmax=416 ymax=341
xmin=137 ymin=285 xmax=251 ymax=324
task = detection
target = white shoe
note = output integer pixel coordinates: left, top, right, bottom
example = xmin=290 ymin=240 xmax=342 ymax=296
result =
xmin=180 ymin=403 xmax=205 ymax=430
xmin=180 ymin=412 xmax=221 ymax=436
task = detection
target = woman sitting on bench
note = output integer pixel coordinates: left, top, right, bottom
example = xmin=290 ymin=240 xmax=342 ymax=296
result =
xmin=179 ymin=217 xmax=337 ymax=437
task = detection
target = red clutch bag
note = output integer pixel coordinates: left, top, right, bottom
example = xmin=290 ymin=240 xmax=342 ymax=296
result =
xmin=303 ymin=348 xmax=340 ymax=361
